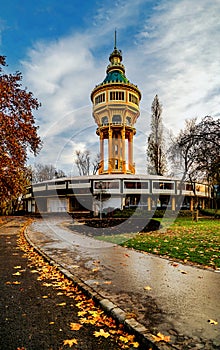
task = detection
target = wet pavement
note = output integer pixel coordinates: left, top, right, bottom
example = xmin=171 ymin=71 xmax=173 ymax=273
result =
xmin=27 ymin=216 xmax=220 ymax=349
xmin=0 ymin=218 xmax=145 ymax=350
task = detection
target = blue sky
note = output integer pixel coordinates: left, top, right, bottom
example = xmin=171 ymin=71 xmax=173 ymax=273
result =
xmin=1 ymin=0 xmax=220 ymax=175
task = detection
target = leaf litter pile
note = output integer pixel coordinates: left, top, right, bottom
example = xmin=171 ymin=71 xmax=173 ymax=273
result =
xmin=15 ymin=220 xmax=142 ymax=349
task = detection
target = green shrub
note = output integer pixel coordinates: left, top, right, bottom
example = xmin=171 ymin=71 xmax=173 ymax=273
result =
xmin=200 ymin=209 xmax=220 ymax=218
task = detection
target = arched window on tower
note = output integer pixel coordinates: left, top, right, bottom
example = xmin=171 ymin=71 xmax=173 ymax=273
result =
xmin=112 ymin=115 xmax=121 ymax=124
xmin=101 ymin=116 xmax=108 ymax=126
xmin=126 ymin=116 xmax=132 ymax=125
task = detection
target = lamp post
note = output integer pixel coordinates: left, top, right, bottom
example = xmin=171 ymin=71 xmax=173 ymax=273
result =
xmin=99 ymin=181 xmax=103 ymax=220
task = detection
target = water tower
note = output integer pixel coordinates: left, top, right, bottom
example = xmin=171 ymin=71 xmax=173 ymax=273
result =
xmin=91 ymin=33 xmax=141 ymax=174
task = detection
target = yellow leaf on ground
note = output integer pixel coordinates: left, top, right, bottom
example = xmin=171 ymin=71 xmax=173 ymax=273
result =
xmin=93 ymin=329 xmax=110 ymax=338
xmin=63 ymin=338 xmax=78 ymax=347
xmin=42 ymin=295 xmax=48 ymax=299
xmin=43 ymin=282 xmax=52 ymax=287
xmin=57 ymin=302 xmax=66 ymax=306
xmin=208 ymin=319 xmax=218 ymax=325
xmin=152 ymin=332 xmax=170 ymax=342
xmin=14 ymin=266 xmax=22 ymax=269
xmin=92 ymin=268 xmax=100 ymax=272
xmin=144 ymin=285 xmax=152 ymax=291
xmin=132 ymin=341 xmax=139 ymax=348
xmin=78 ymin=311 xmax=87 ymax=317
xmin=89 ymin=310 xmax=103 ymax=317
xmin=12 ymin=281 xmax=21 ymax=285
xmin=13 ymin=272 xmax=21 ymax=276
xmin=70 ymin=322 xmax=82 ymax=331
xmin=119 ymin=335 xmax=129 ymax=343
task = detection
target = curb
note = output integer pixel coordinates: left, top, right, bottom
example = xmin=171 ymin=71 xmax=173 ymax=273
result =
xmin=24 ymin=228 xmax=173 ymax=350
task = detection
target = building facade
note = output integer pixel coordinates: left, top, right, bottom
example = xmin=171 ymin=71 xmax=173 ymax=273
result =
xmin=24 ymin=174 xmax=211 ymax=215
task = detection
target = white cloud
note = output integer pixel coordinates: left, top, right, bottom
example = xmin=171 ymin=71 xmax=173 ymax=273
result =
xmin=23 ymin=0 xmax=220 ymax=174
xmin=132 ymin=0 xmax=220 ymax=129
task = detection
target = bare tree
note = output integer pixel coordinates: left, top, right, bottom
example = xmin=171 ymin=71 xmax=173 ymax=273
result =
xmin=147 ymin=95 xmax=167 ymax=175
xmin=75 ymin=150 xmax=90 ymax=176
xmin=74 ymin=150 xmax=100 ymax=176
xmin=32 ymin=163 xmax=66 ymax=183
xmin=92 ymin=153 xmax=101 ymax=175
xmin=169 ymin=116 xmax=220 ymax=219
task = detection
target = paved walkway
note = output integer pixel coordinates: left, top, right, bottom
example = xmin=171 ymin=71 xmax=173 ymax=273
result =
xmin=27 ymin=216 xmax=220 ymax=349
xmin=1 ymin=218 xmax=147 ymax=350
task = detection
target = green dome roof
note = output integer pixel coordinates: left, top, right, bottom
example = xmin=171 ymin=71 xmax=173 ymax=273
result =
xmin=103 ymin=69 xmax=129 ymax=84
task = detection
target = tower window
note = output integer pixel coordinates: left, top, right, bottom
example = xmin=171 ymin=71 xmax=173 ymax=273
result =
xmin=110 ymin=91 xmax=125 ymax=101
xmin=126 ymin=116 xmax=132 ymax=125
xmin=112 ymin=115 xmax=122 ymax=124
xmin=95 ymin=93 xmax=105 ymax=105
xmin=129 ymin=93 xmax=138 ymax=105
xmin=101 ymin=116 xmax=108 ymax=125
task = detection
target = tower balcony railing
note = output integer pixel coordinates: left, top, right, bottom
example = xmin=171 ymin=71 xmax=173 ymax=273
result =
xmin=99 ymin=122 xmax=135 ymax=128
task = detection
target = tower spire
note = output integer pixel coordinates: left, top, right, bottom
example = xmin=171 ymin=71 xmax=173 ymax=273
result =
xmin=114 ymin=29 xmax=117 ymax=49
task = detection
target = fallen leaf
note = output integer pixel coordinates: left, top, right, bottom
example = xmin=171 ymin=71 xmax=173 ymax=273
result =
xmin=78 ymin=311 xmax=87 ymax=317
xmin=171 ymin=262 xmax=179 ymax=267
xmin=89 ymin=310 xmax=103 ymax=317
xmin=144 ymin=285 xmax=152 ymax=291
xmin=63 ymin=338 xmax=78 ymax=347
xmin=49 ymin=322 xmax=55 ymax=325
xmin=93 ymin=329 xmax=110 ymax=338
xmin=42 ymin=295 xmax=48 ymax=299
xmin=14 ymin=266 xmax=22 ymax=269
xmin=72 ymin=265 xmax=80 ymax=269
xmin=179 ymin=270 xmax=188 ymax=274
xmin=13 ymin=272 xmax=21 ymax=276
xmin=12 ymin=281 xmax=21 ymax=285
xmin=70 ymin=322 xmax=82 ymax=331
xmin=152 ymin=332 xmax=170 ymax=342
xmin=57 ymin=292 xmax=63 ymax=295
xmin=43 ymin=282 xmax=53 ymax=287
xmin=119 ymin=335 xmax=129 ymax=343
xmin=208 ymin=319 xmax=218 ymax=325
xmin=92 ymin=268 xmax=100 ymax=272
xmin=132 ymin=341 xmax=139 ymax=348
xmin=124 ymin=253 xmax=130 ymax=257
xmin=104 ymin=281 xmax=112 ymax=285
xmin=57 ymin=302 xmax=66 ymax=306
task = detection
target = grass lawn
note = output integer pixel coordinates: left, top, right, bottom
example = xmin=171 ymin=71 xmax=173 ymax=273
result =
xmin=97 ymin=217 xmax=220 ymax=269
